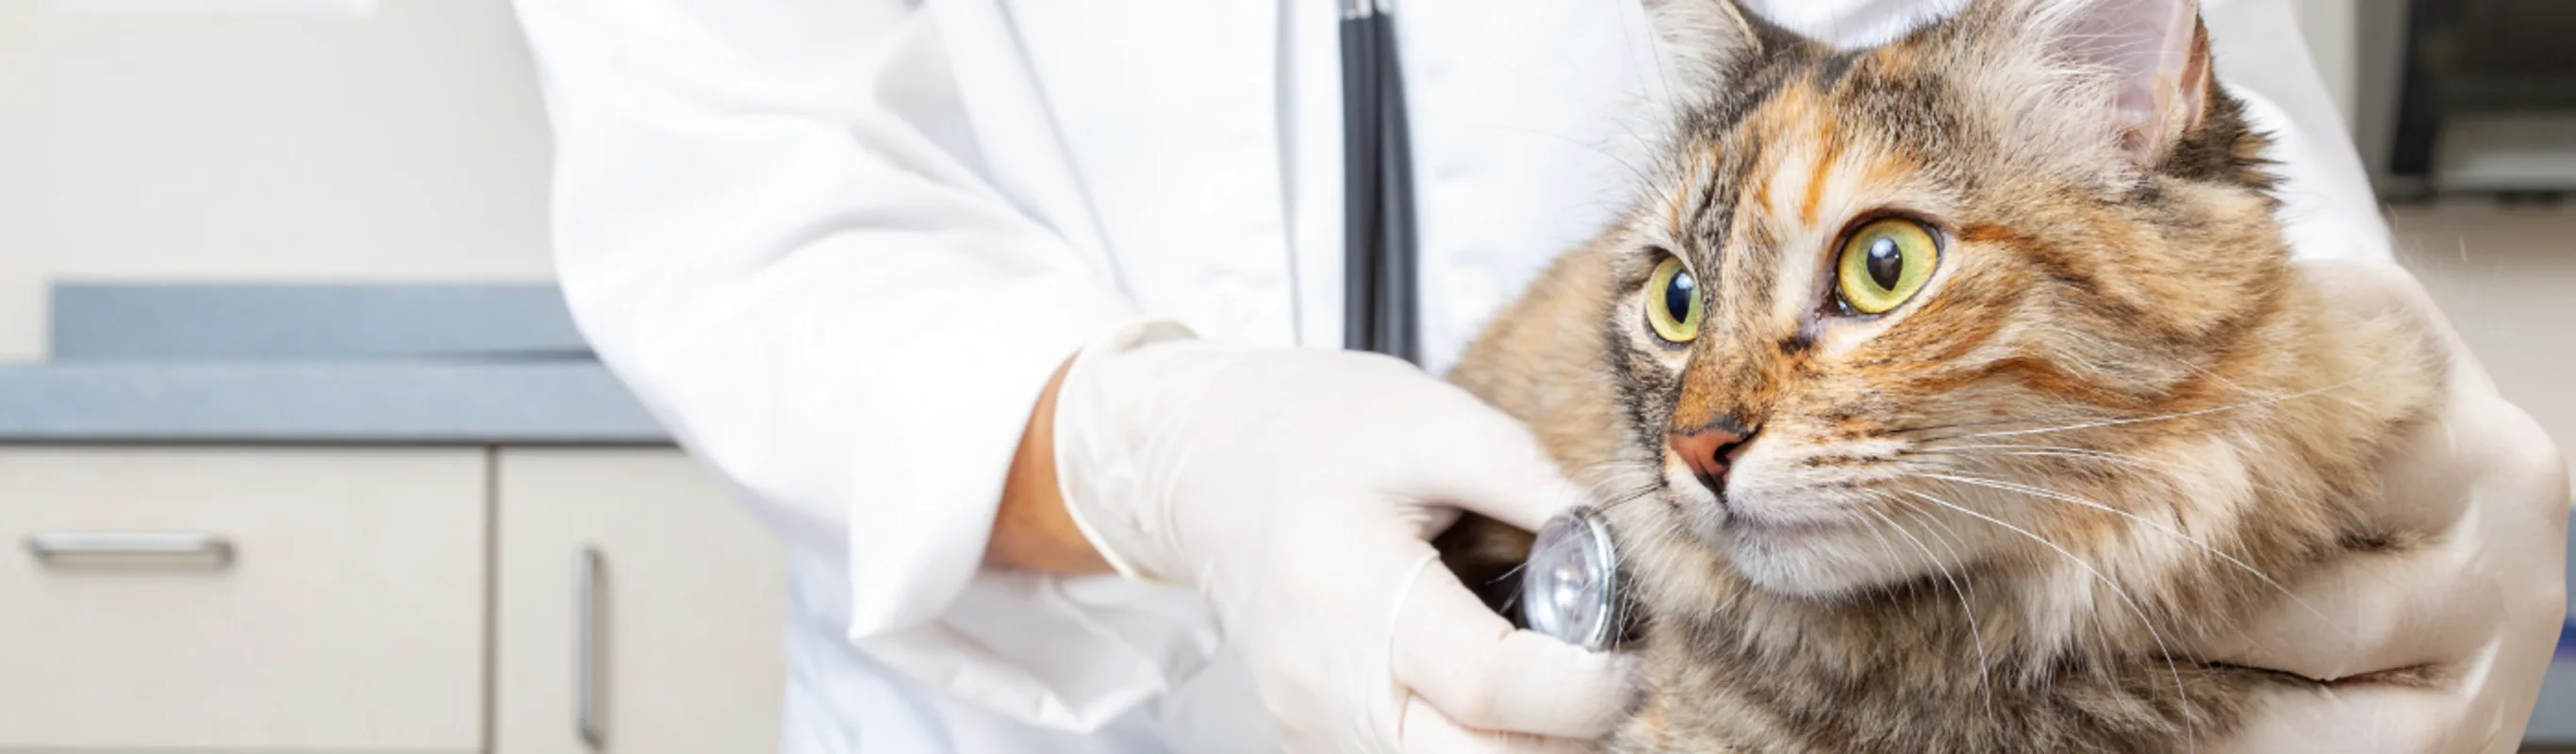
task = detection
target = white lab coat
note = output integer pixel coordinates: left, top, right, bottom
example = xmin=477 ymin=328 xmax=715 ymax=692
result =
xmin=509 ymin=0 xmax=2386 ymax=751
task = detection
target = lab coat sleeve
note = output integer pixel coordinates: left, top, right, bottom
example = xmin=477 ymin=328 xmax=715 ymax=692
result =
xmin=2197 ymin=0 xmax=2394 ymax=263
xmin=1738 ymin=0 xmax=2390 ymax=263
xmin=511 ymin=0 xmax=1219 ymax=731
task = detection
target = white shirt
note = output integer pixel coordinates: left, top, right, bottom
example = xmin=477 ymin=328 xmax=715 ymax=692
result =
xmin=509 ymin=0 xmax=2385 ymax=750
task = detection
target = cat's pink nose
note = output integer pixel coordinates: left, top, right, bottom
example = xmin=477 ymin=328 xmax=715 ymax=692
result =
xmin=1669 ymin=423 xmax=1753 ymax=494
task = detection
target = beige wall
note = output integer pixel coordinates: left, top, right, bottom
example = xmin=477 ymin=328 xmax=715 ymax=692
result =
xmin=2293 ymin=0 xmax=2361 ymax=128
xmin=2392 ymin=207 xmax=2576 ymax=476
xmin=0 ymin=0 xmax=2568 ymax=467
xmin=0 ymin=0 xmax=554 ymax=359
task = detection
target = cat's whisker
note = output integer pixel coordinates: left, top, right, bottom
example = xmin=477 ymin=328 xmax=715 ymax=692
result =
xmin=1902 ymin=489 xmax=2199 ymax=752
xmin=2166 ymin=352 xmax=2262 ymax=400
xmin=1852 ymin=512 xmax=1911 ymax=610
xmin=1889 ymin=490 xmax=2118 ymax=698
xmin=1885 ymin=496 xmax=1994 ymax=641
xmin=1948 ymin=375 xmax=2378 ymax=441
xmin=1892 ymin=449 xmax=2304 ymax=654
xmin=1885 ymin=412 xmax=2117 ymax=440
xmin=1892 ymin=452 xmax=2307 ymax=652
xmin=1593 ymin=483 xmax=1667 ymax=515
xmin=1885 ymin=494 xmax=2011 ymax=693
xmin=1906 ymin=469 xmax=2348 ymax=650
xmin=1895 ymin=420 xmax=2157 ymax=451
xmin=1577 ymin=471 xmax=1659 ymax=508
xmin=1916 ymin=443 xmax=2324 ymax=512
xmin=1861 ymin=502 xmax=1998 ymax=722
xmin=1918 ymin=444 xmax=2195 ymax=480
xmin=1570 ymin=467 xmax=1627 ymax=498
xmin=1890 ymin=494 xmax=1975 ymax=566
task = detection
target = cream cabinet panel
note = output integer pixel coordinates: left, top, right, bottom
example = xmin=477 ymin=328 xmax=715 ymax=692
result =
xmin=495 ymin=448 xmax=786 ymax=754
xmin=0 ymin=447 xmax=487 ymax=751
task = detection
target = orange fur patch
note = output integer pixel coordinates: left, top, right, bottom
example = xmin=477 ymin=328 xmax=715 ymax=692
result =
xmin=1435 ymin=7 xmax=2447 ymax=750
xmin=1873 ymin=45 xmax=1917 ymax=76
xmin=1668 ymin=183 xmax=1688 ymax=236
xmin=1669 ymin=368 xmax=1727 ymax=434
xmin=1800 ymin=120 xmax=1841 ymax=226
xmin=1858 ymin=151 xmax=1915 ymax=195
xmin=1748 ymin=155 xmax=1773 ymax=213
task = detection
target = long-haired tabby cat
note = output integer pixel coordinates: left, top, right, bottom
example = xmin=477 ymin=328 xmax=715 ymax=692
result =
xmin=1435 ymin=0 xmax=2443 ymax=750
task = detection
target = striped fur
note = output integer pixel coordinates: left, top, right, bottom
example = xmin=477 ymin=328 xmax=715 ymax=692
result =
xmin=1442 ymin=1 xmax=2441 ymax=750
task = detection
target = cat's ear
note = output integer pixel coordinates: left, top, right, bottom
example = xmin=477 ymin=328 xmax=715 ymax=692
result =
xmin=1643 ymin=0 xmax=1764 ymax=96
xmin=1973 ymin=0 xmax=2213 ymax=170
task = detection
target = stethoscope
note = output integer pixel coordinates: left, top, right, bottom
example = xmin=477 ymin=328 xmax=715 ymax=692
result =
xmin=1338 ymin=0 xmax=1417 ymax=362
xmin=1340 ymin=0 xmax=1625 ymax=651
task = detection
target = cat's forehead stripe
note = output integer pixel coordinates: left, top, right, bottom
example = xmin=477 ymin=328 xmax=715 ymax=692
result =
xmin=1861 ymin=150 xmax=1914 ymax=192
xmin=1694 ymin=143 xmax=1727 ymax=238
xmin=1798 ymin=113 xmax=1843 ymax=227
xmin=1666 ymin=141 xmax=1736 ymax=241
xmin=1666 ymin=165 xmax=1690 ymax=237
xmin=1744 ymin=146 xmax=1774 ymax=220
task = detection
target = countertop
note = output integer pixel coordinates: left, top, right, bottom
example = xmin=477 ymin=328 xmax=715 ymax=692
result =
xmin=0 ymin=284 xmax=668 ymax=443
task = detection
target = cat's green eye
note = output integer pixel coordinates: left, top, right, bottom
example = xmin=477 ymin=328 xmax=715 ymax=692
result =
xmin=1835 ymin=218 xmax=1940 ymax=315
xmin=1645 ymin=255 xmax=1703 ymax=343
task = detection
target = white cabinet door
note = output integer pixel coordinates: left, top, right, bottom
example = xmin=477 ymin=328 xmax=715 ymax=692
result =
xmin=0 ymin=447 xmax=487 ymax=751
xmin=494 ymin=448 xmax=786 ymax=754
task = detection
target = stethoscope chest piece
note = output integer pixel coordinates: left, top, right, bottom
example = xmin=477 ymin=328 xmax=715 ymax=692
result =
xmin=1519 ymin=505 xmax=1621 ymax=652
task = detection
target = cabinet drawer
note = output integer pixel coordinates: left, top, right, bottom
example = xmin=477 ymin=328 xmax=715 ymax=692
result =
xmin=0 ymin=447 xmax=486 ymax=751
xmin=494 ymin=448 xmax=784 ymax=754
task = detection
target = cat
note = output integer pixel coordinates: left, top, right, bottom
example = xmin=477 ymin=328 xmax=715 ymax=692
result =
xmin=1435 ymin=0 xmax=2444 ymax=751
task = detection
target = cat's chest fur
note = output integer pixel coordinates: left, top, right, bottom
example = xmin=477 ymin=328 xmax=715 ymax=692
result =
xmin=1436 ymin=0 xmax=2443 ymax=749
xmin=1600 ymin=579 xmax=2286 ymax=753
xmin=1443 ymin=245 xmax=2433 ymax=751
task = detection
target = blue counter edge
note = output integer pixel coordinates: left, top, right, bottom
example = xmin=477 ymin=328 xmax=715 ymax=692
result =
xmin=49 ymin=282 xmax=588 ymax=362
xmin=0 ymin=361 xmax=672 ymax=444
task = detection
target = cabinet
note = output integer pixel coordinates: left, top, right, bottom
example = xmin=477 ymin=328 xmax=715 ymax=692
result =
xmin=0 ymin=445 xmax=786 ymax=753
xmin=0 ymin=447 xmax=487 ymax=751
xmin=493 ymin=448 xmax=787 ymax=754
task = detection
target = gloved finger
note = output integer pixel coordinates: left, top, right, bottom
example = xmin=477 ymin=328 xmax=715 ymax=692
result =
xmin=2350 ymin=354 xmax=2551 ymax=544
xmin=2292 ymin=259 xmax=2486 ymax=531
xmin=2193 ymin=539 xmax=2497 ymax=680
xmin=2203 ymin=661 xmax=2573 ymax=754
xmin=2212 ymin=683 xmax=2460 ymax=754
xmin=2204 ymin=396 xmax=2567 ymax=680
xmin=1390 ymin=550 xmax=1635 ymax=739
xmin=1399 ymin=694 xmax=1600 ymax=754
xmin=2293 ymin=258 xmax=2485 ymax=389
xmin=1379 ymin=396 xmax=1595 ymax=533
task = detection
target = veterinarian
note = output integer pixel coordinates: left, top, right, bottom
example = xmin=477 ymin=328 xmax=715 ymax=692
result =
xmin=512 ymin=0 xmax=2568 ymax=750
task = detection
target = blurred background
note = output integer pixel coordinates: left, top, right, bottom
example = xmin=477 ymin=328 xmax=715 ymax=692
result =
xmin=0 ymin=1 xmax=2567 ymax=752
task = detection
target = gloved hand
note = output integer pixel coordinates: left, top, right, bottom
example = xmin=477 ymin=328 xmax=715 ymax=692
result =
xmin=2210 ymin=259 xmax=2570 ymax=753
xmin=1052 ymin=320 xmax=1635 ymax=753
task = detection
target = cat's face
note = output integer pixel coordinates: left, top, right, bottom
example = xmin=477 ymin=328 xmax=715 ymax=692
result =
xmin=1601 ymin=0 xmax=2285 ymax=599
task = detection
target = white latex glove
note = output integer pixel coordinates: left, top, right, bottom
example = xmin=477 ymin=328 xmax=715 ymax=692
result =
xmin=1054 ymin=320 xmax=1635 ymax=753
xmin=2211 ymin=259 xmax=2570 ymax=753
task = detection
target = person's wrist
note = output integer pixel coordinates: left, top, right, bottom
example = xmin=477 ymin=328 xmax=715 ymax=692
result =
xmin=984 ymin=353 xmax=1116 ymax=574
xmin=1051 ymin=318 xmax=1213 ymax=587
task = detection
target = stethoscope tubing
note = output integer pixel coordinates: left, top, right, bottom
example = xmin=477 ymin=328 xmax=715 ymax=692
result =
xmin=1346 ymin=4 xmax=1622 ymax=648
xmin=1340 ymin=0 xmax=1418 ymax=363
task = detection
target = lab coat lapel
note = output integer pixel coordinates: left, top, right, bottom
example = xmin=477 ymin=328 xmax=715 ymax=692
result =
xmin=924 ymin=0 xmax=1120 ymax=273
xmin=970 ymin=0 xmax=1295 ymax=343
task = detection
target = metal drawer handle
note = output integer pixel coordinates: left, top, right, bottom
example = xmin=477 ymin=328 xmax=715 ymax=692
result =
xmin=575 ymin=546 xmax=604 ymax=748
xmin=25 ymin=532 xmax=234 ymax=566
